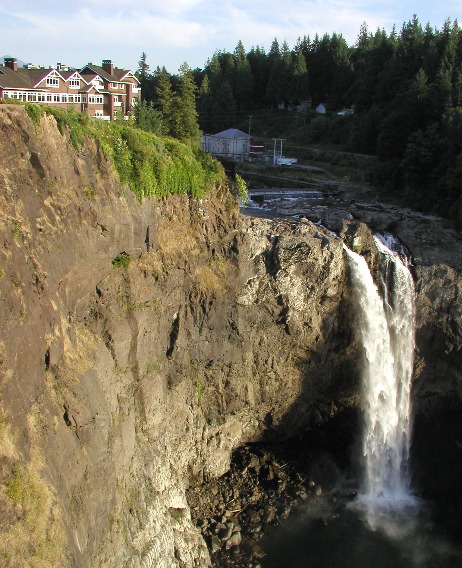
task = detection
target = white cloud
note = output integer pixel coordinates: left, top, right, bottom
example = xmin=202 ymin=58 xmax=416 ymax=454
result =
xmin=2 ymin=0 xmax=458 ymax=72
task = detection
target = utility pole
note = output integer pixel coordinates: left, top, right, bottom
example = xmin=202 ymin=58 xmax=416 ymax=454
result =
xmin=272 ymin=138 xmax=285 ymax=165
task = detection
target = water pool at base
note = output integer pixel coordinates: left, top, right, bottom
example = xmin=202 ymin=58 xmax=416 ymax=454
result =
xmin=261 ymin=497 xmax=462 ymax=568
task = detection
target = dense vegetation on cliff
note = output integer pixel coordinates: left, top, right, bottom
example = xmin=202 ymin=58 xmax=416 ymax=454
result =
xmin=20 ymin=103 xmax=224 ymax=202
xmin=139 ymin=15 xmax=462 ymax=226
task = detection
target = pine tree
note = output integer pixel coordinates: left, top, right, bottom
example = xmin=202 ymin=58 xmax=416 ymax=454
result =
xmin=211 ymin=80 xmax=236 ymax=131
xmin=136 ymin=52 xmax=152 ymax=101
xmin=155 ymin=69 xmax=174 ymax=136
xmin=233 ymin=40 xmax=253 ymax=110
xmin=266 ymin=38 xmax=283 ymax=106
xmin=133 ymin=100 xmax=162 ymax=134
xmin=170 ymin=63 xmax=201 ymax=143
xmin=247 ymin=45 xmax=269 ymax=108
xmin=137 ymin=52 xmax=150 ymax=81
xmin=291 ymin=49 xmax=309 ymax=104
xmin=197 ymin=74 xmax=214 ymax=132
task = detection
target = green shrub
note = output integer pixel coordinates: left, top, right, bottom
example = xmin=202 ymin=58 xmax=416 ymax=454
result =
xmin=112 ymin=252 xmax=131 ymax=269
xmin=24 ymin=102 xmax=44 ymax=131
xmin=235 ymin=174 xmax=248 ymax=204
xmin=12 ymin=223 xmax=21 ymax=239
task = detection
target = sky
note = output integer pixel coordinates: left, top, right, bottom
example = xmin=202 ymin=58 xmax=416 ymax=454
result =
xmin=2 ymin=0 xmax=461 ymax=74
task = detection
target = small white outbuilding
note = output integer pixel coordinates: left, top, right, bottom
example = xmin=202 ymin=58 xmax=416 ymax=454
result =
xmin=201 ymin=128 xmax=251 ymax=160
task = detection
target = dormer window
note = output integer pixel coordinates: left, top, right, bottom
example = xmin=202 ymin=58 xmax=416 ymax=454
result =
xmin=46 ymin=77 xmax=59 ymax=87
xmin=111 ymin=82 xmax=118 ymax=89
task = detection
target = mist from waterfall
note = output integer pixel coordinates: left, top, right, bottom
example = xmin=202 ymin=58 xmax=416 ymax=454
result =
xmin=344 ymin=236 xmax=417 ymax=527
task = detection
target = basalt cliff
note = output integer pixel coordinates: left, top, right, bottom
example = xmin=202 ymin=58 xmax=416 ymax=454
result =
xmin=0 ymin=105 xmax=460 ymax=567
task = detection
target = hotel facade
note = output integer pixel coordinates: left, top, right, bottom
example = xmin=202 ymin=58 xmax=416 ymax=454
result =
xmin=0 ymin=58 xmax=140 ymax=120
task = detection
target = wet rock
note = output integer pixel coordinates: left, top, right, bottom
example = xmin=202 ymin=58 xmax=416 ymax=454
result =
xmin=226 ymin=531 xmax=242 ymax=549
xmin=218 ymin=523 xmax=234 ymax=541
xmin=210 ymin=536 xmax=221 ymax=553
xmin=248 ymin=509 xmax=261 ymax=524
xmin=266 ymin=506 xmax=277 ymax=524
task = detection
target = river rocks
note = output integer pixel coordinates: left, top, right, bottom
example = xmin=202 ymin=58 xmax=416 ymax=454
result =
xmin=187 ymin=435 xmax=359 ymax=568
xmin=187 ymin=444 xmax=305 ymax=567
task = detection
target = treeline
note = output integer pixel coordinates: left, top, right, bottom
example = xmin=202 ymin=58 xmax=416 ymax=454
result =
xmin=138 ymin=15 xmax=462 ymax=226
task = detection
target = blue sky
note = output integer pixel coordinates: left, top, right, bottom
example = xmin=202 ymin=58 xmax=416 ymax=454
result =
xmin=2 ymin=0 xmax=461 ymax=73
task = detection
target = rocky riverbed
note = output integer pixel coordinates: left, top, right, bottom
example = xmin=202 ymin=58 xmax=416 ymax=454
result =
xmin=187 ymin=411 xmax=360 ymax=568
xmin=188 ymin=444 xmax=331 ymax=568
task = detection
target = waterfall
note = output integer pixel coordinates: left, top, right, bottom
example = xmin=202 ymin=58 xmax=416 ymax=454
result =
xmin=344 ymin=236 xmax=416 ymax=520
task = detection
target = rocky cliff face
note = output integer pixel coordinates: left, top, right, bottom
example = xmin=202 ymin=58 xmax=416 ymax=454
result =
xmin=0 ymin=105 xmax=460 ymax=567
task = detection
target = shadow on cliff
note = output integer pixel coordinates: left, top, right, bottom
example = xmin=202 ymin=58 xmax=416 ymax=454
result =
xmin=256 ymin=290 xmax=364 ymax=480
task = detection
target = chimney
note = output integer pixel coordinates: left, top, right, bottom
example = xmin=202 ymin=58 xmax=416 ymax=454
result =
xmin=4 ymin=58 xmax=18 ymax=71
xmin=102 ymin=59 xmax=114 ymax=75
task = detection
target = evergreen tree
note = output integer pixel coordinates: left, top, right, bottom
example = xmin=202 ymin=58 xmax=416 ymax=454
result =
xmin=155 ymin=69 xmax=174 ymax=136
xmin=136 ymin=52 xmax=154 ymax=102
xmin=137 ymin=52 xmax=150 ymax=81
xmin=170 ymin=63 xmax=201 ymax=143
xmin=266 ymin=38 xmax=283 ymax=106
xmin=197 ymin=74 xmax=214 ymax=132
xmin=233 ymin=40 xmax=253 ymax=110
xmin=211 ymin=80 xmax=236 ymax=131
xmin=291 ymin=49 xmax=310 ymax=104
xmin=133 ymin=100 xmax=162 ymax=134
xmin=247 ymin=45 xmax=269 ymax=108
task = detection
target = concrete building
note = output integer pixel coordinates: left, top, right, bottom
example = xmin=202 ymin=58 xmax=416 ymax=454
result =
xmin=202 ymin=128 xmax=252 ymax=160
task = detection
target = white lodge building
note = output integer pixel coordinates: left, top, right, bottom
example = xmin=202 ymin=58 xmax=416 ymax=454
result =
xmin=0 ymin=58 xmax=140 ymax=120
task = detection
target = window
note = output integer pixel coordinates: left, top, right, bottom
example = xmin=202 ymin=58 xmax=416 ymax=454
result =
xmin=46 ymin=94 xmax=52 ymax=102
xmin=37 ymin=93 xmax=46 ymax=102
xmin=111 ymin=82 xmax=117 ymax=89
xmin=69 ymin=78 xmax=80 ymax=88
xmin=88 ymin=95 xmax=103 ymax=104
xmin=46 ymin=77 xmax=59 ymax=87
xmin=61 ymin=94 xmax=68 ymax=103
xmin=94 ymin=110 xmax=103 ymax=116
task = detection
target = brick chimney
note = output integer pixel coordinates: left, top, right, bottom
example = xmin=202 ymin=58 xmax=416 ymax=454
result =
xmin=102 ymin=59 xmax=114 ymax=75
xmin=4 ymin=58 xmax=18 ymax=71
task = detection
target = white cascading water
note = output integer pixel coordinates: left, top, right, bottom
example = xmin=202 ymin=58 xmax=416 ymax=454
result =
xmin=344 ymin=235 xmax=416 ymax=525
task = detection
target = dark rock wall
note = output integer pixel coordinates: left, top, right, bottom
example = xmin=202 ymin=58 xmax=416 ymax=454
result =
xmin=0 ymin=105 xmax=460 ymax=566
